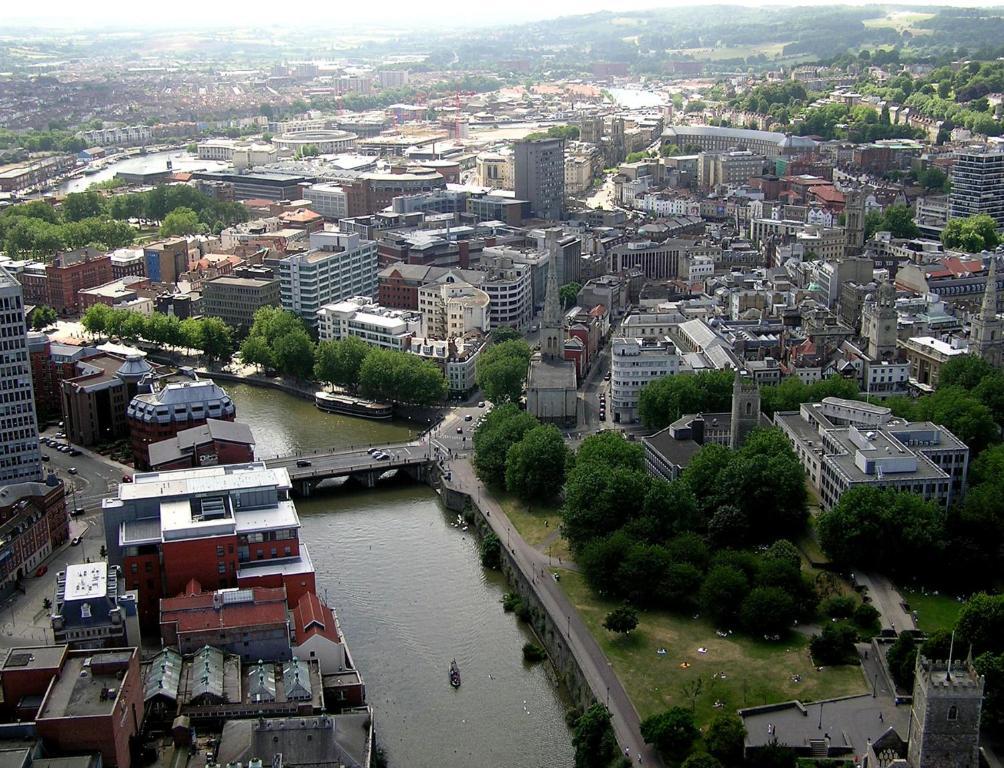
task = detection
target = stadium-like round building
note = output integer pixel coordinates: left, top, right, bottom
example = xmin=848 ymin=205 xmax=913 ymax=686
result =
xmin=273 ymin=129 xmax=358 ymax=154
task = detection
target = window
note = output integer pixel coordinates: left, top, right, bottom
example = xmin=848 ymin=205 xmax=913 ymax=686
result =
xmin=948 ymin=705 xmax=958 ymax=721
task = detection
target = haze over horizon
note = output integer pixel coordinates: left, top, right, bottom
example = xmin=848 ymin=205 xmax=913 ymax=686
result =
xmin=2 ymin=0 xmax=1004 ymax=30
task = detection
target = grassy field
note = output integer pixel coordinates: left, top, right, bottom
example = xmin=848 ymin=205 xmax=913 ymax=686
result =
xmin=560 ymin=570 xmax=867 ymax=725
xmin=902 ymin=589 xmax=964 ymax=633
xmin=496 ymin=492 xmax=572 ymax=562
xmin=667 ymin=42 xmax=790 ymax=62
xmin=863 ymin=11 xmax=934 ymax=34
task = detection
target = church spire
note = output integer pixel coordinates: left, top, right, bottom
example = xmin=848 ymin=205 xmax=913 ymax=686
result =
xmin=982 ymin=258 xmax=999 ymax=321
xmin=542 ymin=252 xmax=561 ymax=330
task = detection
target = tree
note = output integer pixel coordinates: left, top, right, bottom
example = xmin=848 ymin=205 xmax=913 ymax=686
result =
xmin=915 ymin=385 xmax=998 ymax=455
xmin=358 ymin=348 xmax=447 ymax=405
xmin=476 ymin=339 xmax=532 ymax=404
xmin=603 ymin=604 xmax=639 ymax=635
xmin=479 ymin=532 xmax=502 ymax=569
xmin=490 ymin=326 xmax=521 ymax=343
xmin=942 ymin=214 xmax=1002 ymax=252
xmin=560 ymin=282 xmax=582 ymax=309
xmin=314 ymin=337 xmax=371 ymax=389
xmin=473 ymin=404 xmax=540 ymax=485
xmin=817 ymin=486 xmax=945 ymax=576
xmin=61 ymin=191 xmax=105 ymax=222
xmin=700 ymin=565 xmax=750 ymax=627
xmin=31 ymin=306 xmax=57 ymax=330
xmin=705 ymin=713 xmax=746 ymax=767
xmin=240 ymin=335 xmax=274 ymax=371
xmin=740 ymin=587 xmax=796 ymax=636
xmin=563 ymin=462 xmax=648 ymax=550
xmin=941 ymin=354 xmax=995 ymax=390
xmin=160 ymin=207 xmax=201 ymax=237
xmin=272 ymin=330 xmax=316 ymax=379
xmin=876 ymin=204 xmax=920 ymax=239
xmin=747 ymin=740 xmax=797 ymax=768
xmin=886 ymin=632 xmax=918 ymax=690
xmin=974 ymin=651 xmax=1004 ymax=728
xmin=957 ymin=592 xmax=1004 ymax=656
xmin=638 ymin=371 xmax=734 ymax=430
xmin=198 ymin=317 xmax=233 ymax=360
xmin=640 ymin=707 xmax=699 ymax=757
xmin=809 ymin=621 xmax=858 ymax=665
xmin=504 ymin=424 xmax=568 ymax=502
xmin=572 ymin=703 xmax=618 ymax=768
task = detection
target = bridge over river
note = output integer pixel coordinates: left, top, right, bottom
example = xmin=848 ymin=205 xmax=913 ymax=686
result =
xmin=264 ymin=440 xmax=438 ymax=495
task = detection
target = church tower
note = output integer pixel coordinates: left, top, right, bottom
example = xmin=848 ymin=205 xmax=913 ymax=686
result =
xmin=844 ymin=186 xmax=866 ymax=258
xmin=970 ymin=258 xmax=1002 ymax=366
xmin=540 ymin=254 xmax=563 ymax=361
xmin=867 ymin=279 xmax=898 ymax=361
xmin=907 ymin=655 xmax=984 ymax=768
xmin=729 ymin=370 xmax=760 ymax=450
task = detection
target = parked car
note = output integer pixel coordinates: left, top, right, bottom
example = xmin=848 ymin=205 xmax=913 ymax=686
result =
xmin=35 ymin=566 xmax=47 ymax=577
xmin=456 ymin=427 xmax=463 ymax=434
xmin=296 ymin=459 xmax=312 ymax=468
xmin=71 ymin=537 xmax=81 ymax=546
xmin=41 ymin=454 xmax=50 ymax=462
xmin=122 ymin=475 xmax=132 ymax=483
xmin=68 ymin=467 xmax=77 ymax=475
xmin=477 ymin=402 xmax=485 ymax=408
xmin=68 ymin=448 xmax=81 ymax=457
xmin=464 ymin=415 xmax=473 ymax=422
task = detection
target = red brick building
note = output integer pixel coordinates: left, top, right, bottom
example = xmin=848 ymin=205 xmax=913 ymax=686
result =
xmin=78 ymin=276 xmax=153 ymax=311
xmin=0 ymin=645 xmax=68 ymax=721
xmin=108 ymin=462 xmax=315 ymax=627
xmin=35 ymin=648 xmax=143 ymax=768
xmin=46 ymin=248 xmax=113 ymax=315
xmin=160 ymin=581 xmax=291 ymax=660
xmin=0 ymin=478 xmax=69 ymax=587
xmin=147 ymin=419 xmax=255 ymax=471
xmin=27 ymin=333 xmax=96 ymax=420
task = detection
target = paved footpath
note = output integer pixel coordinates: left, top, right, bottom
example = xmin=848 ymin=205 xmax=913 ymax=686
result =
xmin=449 ymin=459 xmax=663 ymax=766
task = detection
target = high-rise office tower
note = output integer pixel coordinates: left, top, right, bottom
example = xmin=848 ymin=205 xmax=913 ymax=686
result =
xmin=950 ymin=148 xmax=1004 ymax=227
xmin=515 ymin=137 xmax=565 ymax=221
xmin=0 ymin=265 xmax=44 ymax=485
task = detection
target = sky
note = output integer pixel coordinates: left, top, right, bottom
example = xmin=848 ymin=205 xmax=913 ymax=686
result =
xmin=1 ymin=0 xmax=1002 ymax=28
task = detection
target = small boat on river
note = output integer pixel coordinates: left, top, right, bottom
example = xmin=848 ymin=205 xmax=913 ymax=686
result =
xmin=449 ymin=659 xmax=461 ymax=688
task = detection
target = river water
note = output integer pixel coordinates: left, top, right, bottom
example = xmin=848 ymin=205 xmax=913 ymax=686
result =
xmin=226 ymin=383 xmax=576 ymax=768
xmin=56 ymin=150 xmax=229 ymax=194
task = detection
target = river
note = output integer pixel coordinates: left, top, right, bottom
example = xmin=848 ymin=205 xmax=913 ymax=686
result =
xmin=56 ymin=150 xmax=229 ymax=194
xmin=226 ymin=383 xmax=576 ymax=768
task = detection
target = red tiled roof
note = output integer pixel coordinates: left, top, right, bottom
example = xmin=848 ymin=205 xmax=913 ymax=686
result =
xmin=161 ymin=586 xmax=289 ymax=634
xmin=808 ymin=185 xmax=845 ymax=204
xmin=292 ymin=591 xmax=339 ymax=644
xmin=241 ymin=198 xmax=274 ymax=209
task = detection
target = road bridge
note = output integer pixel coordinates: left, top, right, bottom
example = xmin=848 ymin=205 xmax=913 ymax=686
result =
xmin=264 ymin=441 xmax=436 ymax=496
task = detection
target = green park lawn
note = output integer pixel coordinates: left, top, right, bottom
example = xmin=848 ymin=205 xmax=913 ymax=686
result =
xmin=902 ymin=588 xmax=964 ymax=633
xmin=497 ymin=492 xmax=572 ymax=562
xmin=559 ymin=570 xmax=868 ymax=725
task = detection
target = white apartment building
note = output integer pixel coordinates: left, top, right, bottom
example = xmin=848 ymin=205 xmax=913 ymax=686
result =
xmin=304 ymin=183 xmax=348 ymax=221
xmin=407 ymin=336 xmax=483 ymax=396
xmin=417 ymin=281 xmax=491 ymax=339
xmin=565 ymin=155 xmax=593 ymax=195
xmin=0 ymin=266 xmax=43 ymax=484
xmin=316 ymin=296 xmax=421 ymax=349
xmin=776 ymin=398 xmax=969 ymax=511
xmin=689 ymin=255 xmax=715 ymax=282
xmin=610 ymin=336 xmax=683 ymax=424
xmin=77 ymin=125 xmax=152 ymax=147
xmin=480 ymin=261 xmax=532 ymax=332
xmin=280 ymin=230 xmax=378 ymax=328
xmin=475 ymin=152 xmax=514 ymax=190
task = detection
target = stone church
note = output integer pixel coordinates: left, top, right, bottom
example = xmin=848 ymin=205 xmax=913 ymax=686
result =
xmin=526 ymin=255 xmax=578 ymax=426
